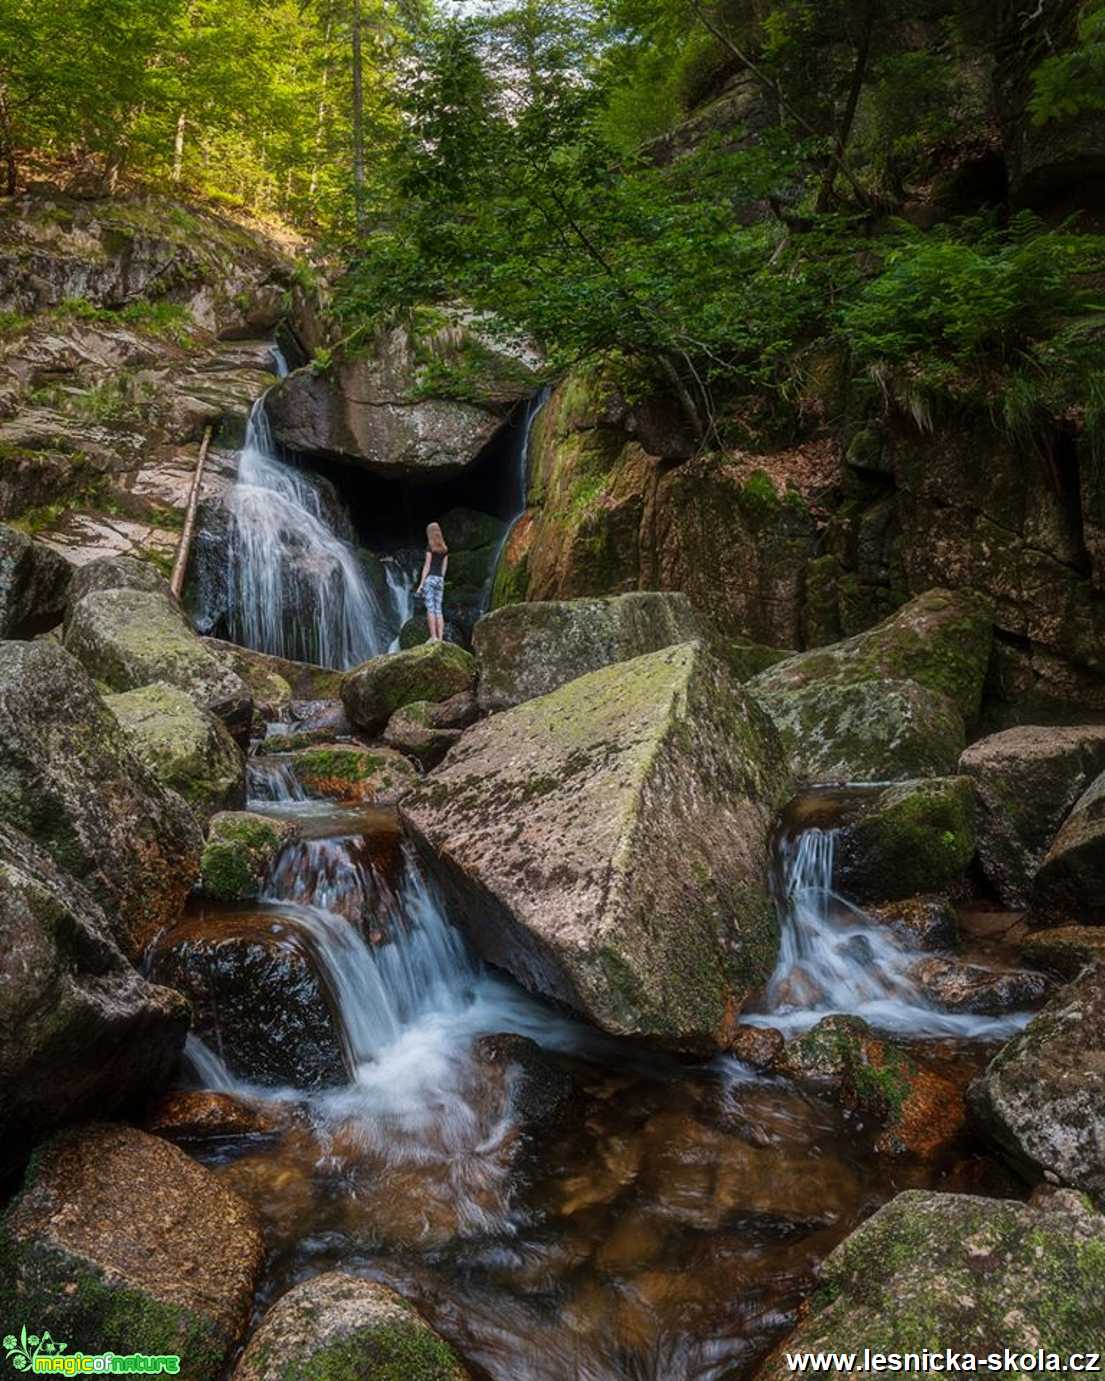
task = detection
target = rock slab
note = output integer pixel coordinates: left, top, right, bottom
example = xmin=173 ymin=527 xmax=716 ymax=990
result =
xmin=342 ymin=641 xmax=475 ymax=735
xmin=404 ymin=641 xmax=790 ymax=1047
xmin=1032 ymin=765 xmax=1105 ymax=924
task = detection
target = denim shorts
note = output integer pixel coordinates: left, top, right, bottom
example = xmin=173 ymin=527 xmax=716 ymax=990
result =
xmin=422 ymin=575 xmax=444 ymax=616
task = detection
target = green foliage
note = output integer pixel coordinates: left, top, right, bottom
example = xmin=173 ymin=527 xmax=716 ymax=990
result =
xmin=1030 ymin=0 xmax=1105 ymax=123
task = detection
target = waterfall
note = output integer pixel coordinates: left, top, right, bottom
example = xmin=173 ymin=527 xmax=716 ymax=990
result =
xmin=220 ymin=390 xmax=409 ymax=670
xmin=485 ymin=388 xmax=550 ymax=609
xmin=246 ymin=756 xmax=307 ymax=802
xmin=757 ymin=815 xmax=1030 ymax=1039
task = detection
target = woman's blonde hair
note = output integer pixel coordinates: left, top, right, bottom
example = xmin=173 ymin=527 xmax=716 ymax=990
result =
xmin=426 ymin=521 xmax=448 ymax=554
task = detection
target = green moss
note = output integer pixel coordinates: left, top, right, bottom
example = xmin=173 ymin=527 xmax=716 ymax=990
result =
xmin=266 ymin=1322 xmax=462 ymax=1380
xmin=200 ymin=814 xmax=285 ymax=901
xmin=844 ymin=778 xmax=975 ymax=902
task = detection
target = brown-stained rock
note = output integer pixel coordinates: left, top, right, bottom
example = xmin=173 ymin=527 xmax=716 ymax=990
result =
xmin=143 ymin=1090 xmax=288 ymax=1142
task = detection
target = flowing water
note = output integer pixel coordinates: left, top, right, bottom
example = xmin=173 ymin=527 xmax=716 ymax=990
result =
xmin=485 ymin=389 xmax=550 ymax=608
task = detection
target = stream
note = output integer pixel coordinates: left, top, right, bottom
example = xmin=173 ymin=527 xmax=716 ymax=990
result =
xmin=169 ymin=376 xmax=1043 ymax=1380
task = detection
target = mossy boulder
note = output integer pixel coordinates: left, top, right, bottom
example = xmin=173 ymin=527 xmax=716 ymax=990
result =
xmin=0 ymin=522 xmax=72 ymax=636
xmin=341 ymin=641 xmax=476 ymax=736
xmin=752 ymin=588 xmax=994 ymax=723
xmin=472 ymin=590 xmax=702 ymax=712
xmin=1021 ymin=925 xmax=1105 ymax=979
xmin=758 ymin=1188 xmax=1105 ymax=1374
xmin=287 ymin=743 xmax=416 ymax=803
xmin=0 ymin=641 xmax=202 ymax=958
xmin=150 ymin=909 xmax=346 ymax=1089
xmin=384 ymin=701 xmax=465 ymax=770
xmin=968 ymin=962 xmax=1105 ymax=1201
xmin=1031 ymin=766 xmax=1105 ymax=925
xmin=836 ymin=777 xmax=976 ymax=903
xmin=719 ymin=637 xmax=794 ymax=683
xmin=398 ymin=614 xmax=468 ymax=650
xmin=64 ymin=588 xmax=253 ymax=740
xmin=64 ymin=553 xmax=176 ymax=623
xmin=106 ymin=681 xmax=245 ymax=825
xmin=403 ymin=641 xmax=791 ymax=1049
xmin=959 ymin=725 xmax=1105 ymax=909
xmin=200 ymin=811 xmax=296 ymax=902
xmin=202 ymin=637 xmax=338 ymax=704
xmin=0 ymin=821 xmax=189 ymax=1146
xmin=0 ymin=1124 xmax=264 ymax=1380
xmin=233 ymin=1272 xmax=469 ymax=1381
xmin=751 ymin=676 xmax=966 ymax=785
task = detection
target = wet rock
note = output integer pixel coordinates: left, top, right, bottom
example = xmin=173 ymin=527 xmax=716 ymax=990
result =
xmin=968 ymin=962 xmax=1105 ymax=1200
xmin=233 ymin=1272 xmax=469 ymax=1381
xmin=199 ymin=638 xmax=296 ymax=718
xmin=431 ymin=690 xmax=480 ymax=729
xmin=0 ymin=1124 xmax=264 ymax=1379
xmin=836 ymin=777 xmax=975 ymax=903
xmin=106 ymin=681 xmax=245 ymax=824
xmin=342 ymin=641 xmax=476 ymax=736
xmin=398 ymin=613 xmax=468 ymax=650
xmin=908 ymin=956 xmax=1052 ymax=1015
xmin=959 ymin=724 xmax=1105 ymax=909
xmin=751 ymin=676 xmax=966 ymax=785
xmin=143 ymin=1090 xmax=287 ymax=1142
xmin=0 ymin=640 xmax=202 ymax=957
xmin=64 ymin=588 xmax=253 ymax=739
xmin=0 ymin=522 xmax=72 ymax=636
xmin=288 ymin=742 xmax=417 ymax=802
xmin=200 ymin=811 xmax=297 ymax=902
xmin=0 ymin=822 xmax=189 ymax=1145
xmin=758 ymin=1189 xmax=1105 ymax=1375
xmin=384 ymin=709 xmax=462 ymax=769
xmin=728 ymin=1024 xmax=785 ymax=1072
xmin=404 ymin=642 xmax=790 ymax=1048
xmin=1020 ymin=925 xmax=1105 ymax=979
xmin=473 ymin=590 xmax=702 ymax=713
xmin=1031 ymin=765 xmax=1105 ymax=925
xmin=751 ymin=588 xmax=994 ymax=723
xmin=475 ymin=1033 xmax=578 ymax=1132
xmin=150 ymin=910 xmax=347 ymax=1089
xmin=865 ymin=895 xmax=959 ymax=951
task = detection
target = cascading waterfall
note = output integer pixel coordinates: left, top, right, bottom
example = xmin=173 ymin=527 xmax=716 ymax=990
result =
xmin=757 ymin=816 xmax=1030 ymax=1039
xmin=485 ymin=388 xmax=550 ymax=608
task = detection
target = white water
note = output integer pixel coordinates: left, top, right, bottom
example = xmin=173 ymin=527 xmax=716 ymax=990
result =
xmin=222 ymin=390 xmax=409 ymax=669
xmin=485 ymin=388 xmax=550 ymax=608
xmin=755 ymin=822 xmax=1030 ymax=1040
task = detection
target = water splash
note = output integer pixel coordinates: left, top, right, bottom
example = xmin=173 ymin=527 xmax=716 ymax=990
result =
xmin=247 ymin=756 xmax=307 ymax=802
xmin=757 ymin=813 xmax=1030 ymax=1039
xmin=485 ymin=389 xmax=550 ymax=609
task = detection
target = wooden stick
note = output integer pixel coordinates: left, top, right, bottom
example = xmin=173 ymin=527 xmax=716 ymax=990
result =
xmin=170 ymin=424 xmax=213 ymax=600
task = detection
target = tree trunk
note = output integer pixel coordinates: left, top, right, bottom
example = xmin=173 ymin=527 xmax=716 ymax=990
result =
xmin=310 ymin=11 xmax=334 ymax=199
xmin=351 ymin=0 xmax=366 ymax=234
xmin=0 ymin=88 xmax=16 ymax=196
xmin=815 ymin=2 xmax=876 ymax=212
xmin=172 ymin=111 xmax=186 ymax=183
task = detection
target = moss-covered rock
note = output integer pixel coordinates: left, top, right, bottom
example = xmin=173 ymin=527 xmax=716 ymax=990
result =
xmin=342 ymin=641 xmax=476 ymax=735
xmin=473 ymin=590 xmax=702 ymax=712
xmin=865 ymin=895 xmax=959 ymax=950
xmin=0 ymin=641 xmax=202 ymax=958
xmin=106 ymin=681 xmax=245 ymax=824
xmin=287 ymin=743 xmax=416 ymax=803
xmin=200 ymin=811 xmax=296 ymax=902
xmin=719 ymin=637 xmax=794 ymax=683
xmin=968 ymin=962 xmax=1105 ymax=1201
xmin=0 ymin=521 xmax=72 ymax=636
xmin=1031 ymin=765 xmax=1105 ymax=925
xmin=751 ymin=675 xmax=966 ymax=785
xmin=758 ymin=1188 xmax=1105 ymax=1374
xmin=836 ymin=776 xmax=976 ymax=903
xmin=64 ymin=553 xmax=176 ymax=622
xmin=64 ymin=588 xmax=253 ymax=740
xmin=959 ymin=724 xmax=1105 ymax=909
xmin=202 ymin=637 xmax=337 ymax=704
xmin=0 ymin=1124 xmax=264 ymax=1381
xmin=384 ymin=702 xmax=464 ymax=769
xmin=0 ymin=822 xmax=189 ymax=1146
xmin=1020 ymin=925 xmax=1105 ymax=979
xmin=397 ymin=614 xmax=467 ymax=650
xmin=403 ymin=641 xmax=790 ymax=1049
xmin=232 ymin=1272 xmax=469 ymax=1381
xmin=752 ymin=588 xmax=994 ymax=723
xmin=150 ymin=909 xmax=346 ymax=1089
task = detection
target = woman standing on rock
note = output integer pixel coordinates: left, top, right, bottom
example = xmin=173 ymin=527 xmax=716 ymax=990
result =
xmin=416 ymin=521 xmax=449 ymax=642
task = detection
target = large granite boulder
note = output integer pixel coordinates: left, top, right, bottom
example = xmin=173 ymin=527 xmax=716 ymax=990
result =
xmin=0 ymin=523 xmax=72 ymax=636
xmin=150 ymin=910 xmax=347 ymax=1089
xmin=0 ymin=1124 xmax=264 ymax=1380
xmin=836 ymin=777 xmax=976 ymax=903
xmin=233 ymin=1273 xmax=469 ymax=1381
xmin=265 ymin=310 xmax=535 ymax=479
xmin=959 ymin=725 xmax=1105 ymax=909
xmin=64 ymin=552 xmax=176 ymax=620
xmin=758 ymin=1189 xmax=1105 ymax=1375
xmin=751 ymin=675 xmax=966 ymax=785
xmin=403 ymin=641 xmax=790 ymax=1048
xmin=1032 ymin=766 xmax=1105 ymax=924
xmin=0 ymin=822 xmax=189 ymax=1145
xmin=968 ymin=962 xmax=1105 ymax=1200
xmin=64 ymin=588 xmax=253 ymax=740
xmin=472 ymin=590 xmax=702 ymax=712
xmin=284 ymin=743 xmax=416 ymax=803
xmin=0 ymin=641 xmax=202 ymax=957
xmin=341 ymin=641 xmax=476 ymax=736
xmin=751 ymin=587 xmax=993 ymax=722
xmin=106 ymin=681 xmax=245 ymax=824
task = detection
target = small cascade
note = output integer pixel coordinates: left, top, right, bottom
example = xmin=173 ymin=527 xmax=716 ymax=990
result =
xmin=246 ymin=756 xmax=307 ymax=802
xmin=221 ymin=394 xmax=408 ymax=668
xmin=485 ymin=388 xmax=550 ymax=608
xmin=758 ymin=801 xmax=1030 ymax=1039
